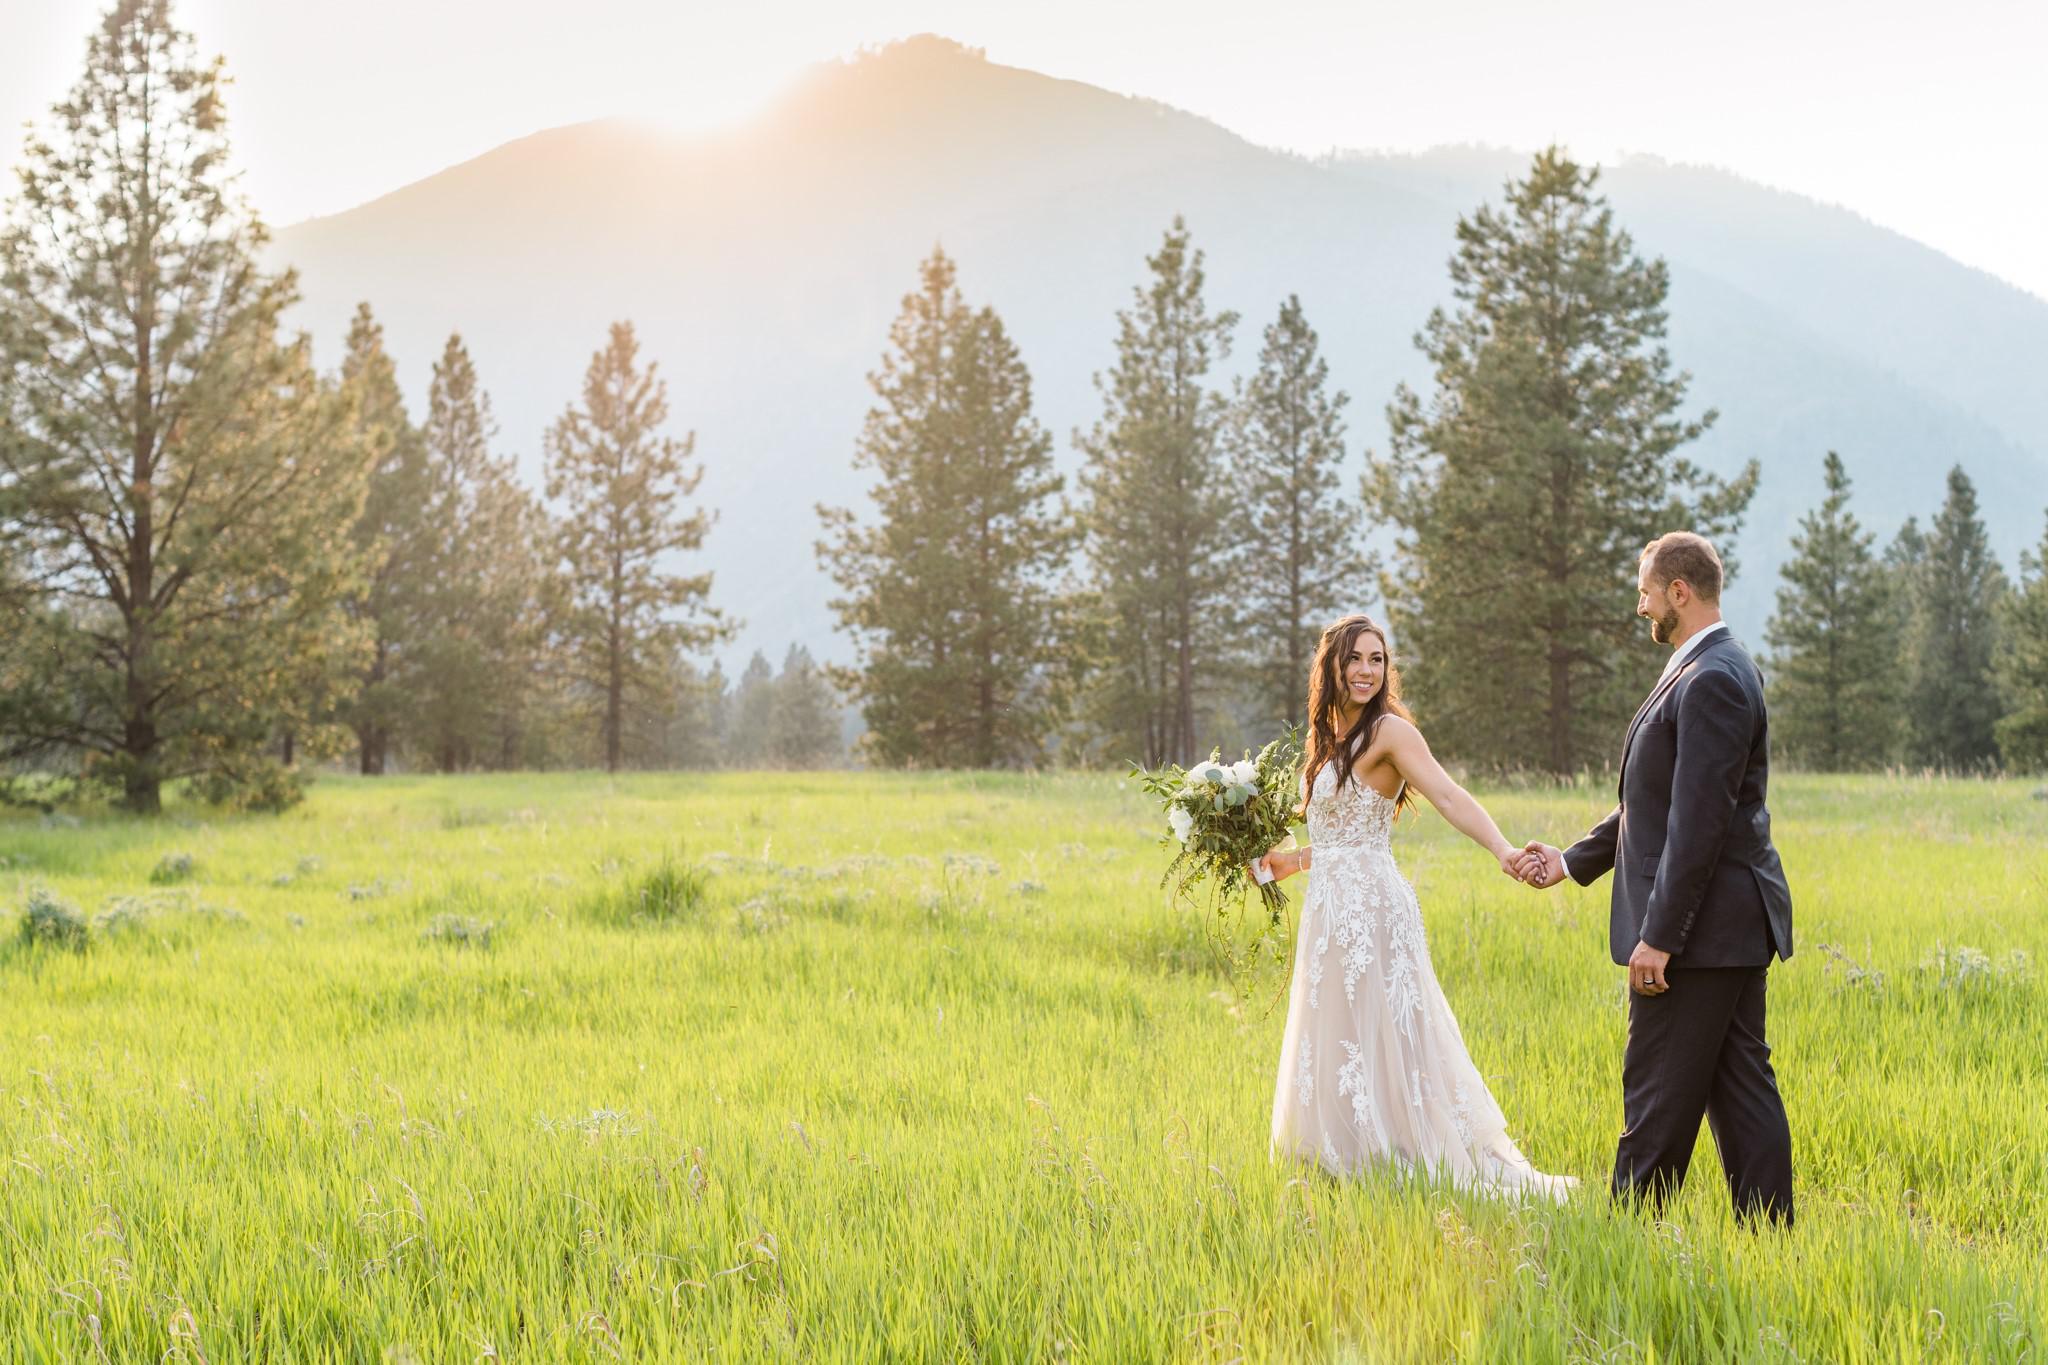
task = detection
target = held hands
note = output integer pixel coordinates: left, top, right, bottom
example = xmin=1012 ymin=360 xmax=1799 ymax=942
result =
xmin=1495 ymin=842 xmax=1560 ymax=884
xmin=1512 ymin=842 xmax=1567 ymax=889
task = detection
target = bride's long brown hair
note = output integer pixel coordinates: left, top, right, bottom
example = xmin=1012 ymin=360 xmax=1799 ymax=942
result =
xmin=1299 ymin=614 xmax=1414 ymax=817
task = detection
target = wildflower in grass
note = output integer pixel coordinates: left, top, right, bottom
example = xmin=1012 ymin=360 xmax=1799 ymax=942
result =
xmin=422 ymin=914 xmax=495 ymax=948
xmin=150 ymin=852 xmax=196 ymax=884
xmin=20 ymin=888 xmax=89 ymax=950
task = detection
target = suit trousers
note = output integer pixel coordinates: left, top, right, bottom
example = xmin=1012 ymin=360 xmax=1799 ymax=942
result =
xmin=1615 ymin=965 xmax=1794 ymax=1226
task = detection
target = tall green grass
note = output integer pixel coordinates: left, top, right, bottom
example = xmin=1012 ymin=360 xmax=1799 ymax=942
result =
xmin=0 ymin=771 xmax=2041 ymax=1360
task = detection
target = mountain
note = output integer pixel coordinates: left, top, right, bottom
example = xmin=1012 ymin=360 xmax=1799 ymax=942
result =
xmin=271 ymin=35 xmax=2048 ymax=675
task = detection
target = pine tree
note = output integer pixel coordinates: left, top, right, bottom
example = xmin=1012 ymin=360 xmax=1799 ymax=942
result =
xmin=1885 ymin=519 xmax=1928 ymax=587
xmin=545 ymin=321 xmax=733 ymax=772
xmin=1903 ymin=466 xmax=2006 ymax=769
xmin=1076 ymin=218 xmax=1239 ymax=767
xmin=768 ymin=644 xmax=843 ymax=769
xmin=727 ymin=651 xmax=777 ymax=768
xmin=1993 ymin=512 xmax=2048 ymax=772
xmin=411 ymin=334 xmax=552 ymax=772
xmin=656 ymin=656 xmax=727 ymax=769
xmin=1763 ymin=452 xmax=1899 ymax=769
xmin=1228 ymin=294 xmax=1370 ymax=730
xmin=0 ymin=0 xmax=374 ymax=811
xmin=1364 ymin=149 xmax=1756 ymax=774
xmin=337 ymin=303 xmax=433 ymax=774
xmin=817 ymin=248 xmax=1073 ymax=768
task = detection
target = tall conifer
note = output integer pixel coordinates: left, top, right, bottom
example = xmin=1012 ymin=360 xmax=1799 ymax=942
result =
xmin=412 ymin=334 xmax=551 ymax=771
xmin=0 ymin=0 xmax=373 ymax=810
xmin=1076 ymin=218 xmax=1238 ymax=767
xmin=818 ymin=248 xmax=1073 ymax=767
xmin=1763 ymin=452 xmax=1899 ymax=768
xmin=1228 ymin=295 xmax=1369 ymax=730
xmin=1993 ymin=512 xmax=2048 ymax=772
xmin=338 ymin=303 xmax=432 ymax=774
xmin=545 ymin=321 xmax=732 ymax=772
xmin=1365 ymin=149 xmax=1755 ymax=773
xmin=769 ymin=644 xmax=843 ymax=769
xmin=1904 ymin=466 xmax=2007 ymax=768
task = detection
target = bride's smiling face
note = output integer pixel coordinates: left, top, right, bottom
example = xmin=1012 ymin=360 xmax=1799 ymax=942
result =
xmin=1341 ymin=637 xmax=1385 ymax=708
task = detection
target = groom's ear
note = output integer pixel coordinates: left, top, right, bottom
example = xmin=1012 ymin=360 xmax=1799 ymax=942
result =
xmin=1667 ymin=578 xmax=1693 ymax=608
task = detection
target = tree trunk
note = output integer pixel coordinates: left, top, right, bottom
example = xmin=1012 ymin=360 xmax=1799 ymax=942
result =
xmin=1546 ymin=444 xmax=1573 ymax=775
xmin=122 ymin=715 xmax=162 ymax=814
xmin=121 ymin=242 xmax=160 ymax=814
xmin=606 ymin=545 xmax=624 ymax=772
xmin=1547 ymin=628 xmax=1572 ymax=775
xmin=607 ymin=625 xmax=623 ymax=774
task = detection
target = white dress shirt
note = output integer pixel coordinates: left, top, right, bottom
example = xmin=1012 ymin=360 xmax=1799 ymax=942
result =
xmin=1659 ymin=620 xmax=1729 ymax=682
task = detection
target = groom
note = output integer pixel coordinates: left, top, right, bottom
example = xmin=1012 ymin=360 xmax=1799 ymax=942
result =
xmin=1521 ymin=531 xmax=1795 ymax=1227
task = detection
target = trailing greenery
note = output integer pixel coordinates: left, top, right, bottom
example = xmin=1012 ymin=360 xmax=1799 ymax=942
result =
xmin=1132 ymin=734 xmax=1302 ymax=998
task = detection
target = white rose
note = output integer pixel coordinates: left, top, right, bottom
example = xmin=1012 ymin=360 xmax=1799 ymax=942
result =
xmin=1228 ymin=759 xmax=1258 ymax=784
xmin=1193 ymin=762 xmax=1228 ymax=785
xmin=1167 ymin=806 xmax=1195 ymax=843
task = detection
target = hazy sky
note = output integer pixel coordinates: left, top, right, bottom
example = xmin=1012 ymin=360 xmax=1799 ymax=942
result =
xmin=6 ymin=0 xmax=2045 ymax=300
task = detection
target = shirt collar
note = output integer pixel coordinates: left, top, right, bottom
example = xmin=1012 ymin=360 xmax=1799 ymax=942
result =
xmin=1660 ymin=620 xmax=1729 ymax=680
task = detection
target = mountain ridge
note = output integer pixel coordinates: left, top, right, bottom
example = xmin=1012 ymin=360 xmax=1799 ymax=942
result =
xmin=270 ymin=36 xmax=2048 ymax=674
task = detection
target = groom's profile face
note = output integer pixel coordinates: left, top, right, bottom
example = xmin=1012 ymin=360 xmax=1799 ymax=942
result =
xmin=1636 ymin=559 xmax=1682 ymax=645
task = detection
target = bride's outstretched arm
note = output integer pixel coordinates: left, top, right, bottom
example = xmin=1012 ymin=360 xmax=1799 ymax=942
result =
xmin=1375 ymin=716 xmax=1524 ymax=878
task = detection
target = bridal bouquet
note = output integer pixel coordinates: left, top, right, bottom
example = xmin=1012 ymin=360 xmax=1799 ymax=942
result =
xmin=1133 ymin=735 xmax=1302 ymax=995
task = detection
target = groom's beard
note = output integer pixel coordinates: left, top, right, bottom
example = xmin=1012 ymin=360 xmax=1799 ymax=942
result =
xmin=1647 ymin=607 xmax=1680 ymax=644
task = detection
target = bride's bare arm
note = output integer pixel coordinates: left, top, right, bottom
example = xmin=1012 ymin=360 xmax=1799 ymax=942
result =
xmin=1373 ymin=717 xmax=1522 ymax=875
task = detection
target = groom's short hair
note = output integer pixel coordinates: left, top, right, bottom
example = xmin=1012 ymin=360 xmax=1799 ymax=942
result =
xmin=1642 ymin=532 xmax=1724 ymax=602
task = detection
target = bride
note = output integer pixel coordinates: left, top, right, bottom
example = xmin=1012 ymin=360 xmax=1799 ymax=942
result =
xmin=1257 ymin=614 xmax=1576 ymax=1199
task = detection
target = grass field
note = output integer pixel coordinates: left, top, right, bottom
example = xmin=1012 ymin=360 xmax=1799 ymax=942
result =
xmin=1 ymin=770 xmax=2043 ymax=1361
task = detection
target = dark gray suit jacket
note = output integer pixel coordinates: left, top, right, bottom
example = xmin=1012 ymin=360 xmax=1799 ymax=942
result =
xmin=1564 ymin=629 xmax=1794 ymax=967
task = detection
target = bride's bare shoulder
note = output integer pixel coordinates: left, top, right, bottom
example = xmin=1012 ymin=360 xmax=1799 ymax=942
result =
xmin=1350 ymin=713 xmax=1419 ymax=773
xmin=1367 ymin=713 xmax=1422 ymax=750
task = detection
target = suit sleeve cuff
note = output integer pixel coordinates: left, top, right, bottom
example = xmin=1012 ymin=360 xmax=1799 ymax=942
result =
xmin=1562 ymin=847 xmax=1596 ymax=886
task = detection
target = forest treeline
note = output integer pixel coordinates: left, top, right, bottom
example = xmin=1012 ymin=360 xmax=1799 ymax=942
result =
xmin=4 ymin=1 xmax=2045 ymax=815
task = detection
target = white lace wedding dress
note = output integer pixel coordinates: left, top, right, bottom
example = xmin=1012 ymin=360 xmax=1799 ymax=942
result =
xmin=1268 ymin=762 xmax=1577 ymax=1199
